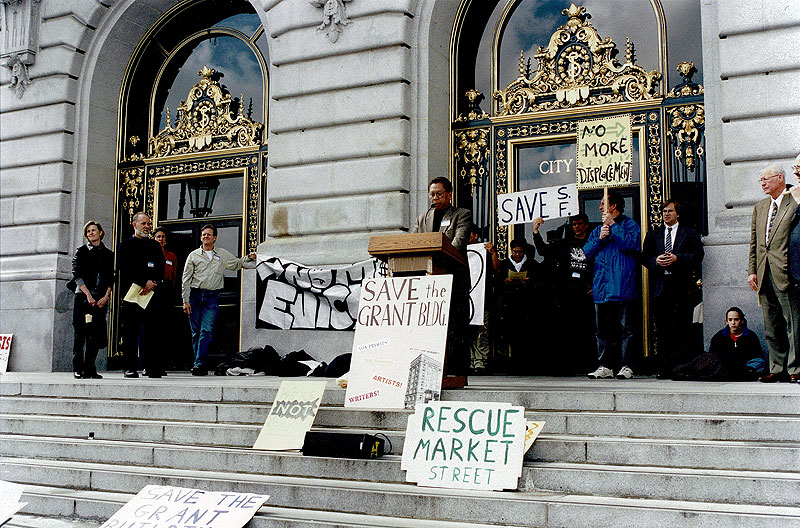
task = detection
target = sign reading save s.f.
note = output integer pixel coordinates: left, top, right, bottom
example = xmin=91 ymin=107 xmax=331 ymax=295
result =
xmin=576 ymin=114 xmax=632 ymax=189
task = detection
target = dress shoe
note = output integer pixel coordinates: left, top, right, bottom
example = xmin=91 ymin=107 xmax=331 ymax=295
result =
xmin=191 ymin=367 xmax=207 ymax=376
xmin=147 ymin=371 xmax=162 ymax=378
xmin=73 ymin=372 xmax=82 ymax=379
xmin=759 ymin=372 xmax=789 ymax=383
xmin=790 ymin=374 xmax=800 ymax=383
xmin=123 ymin=370 xmax=139 ymax=378
xmin=84 ymin=372 xmax=103 ymax=379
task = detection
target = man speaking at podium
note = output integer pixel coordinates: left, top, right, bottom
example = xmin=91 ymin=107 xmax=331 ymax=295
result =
xmin=412 ymin=176 xmax=472 ymax=378
xmin=413 ymin=177 xmax=472 ymax=251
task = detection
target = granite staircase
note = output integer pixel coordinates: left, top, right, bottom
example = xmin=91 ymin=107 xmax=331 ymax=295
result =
xmin=1 ymin=373 xmax=799 ymax=527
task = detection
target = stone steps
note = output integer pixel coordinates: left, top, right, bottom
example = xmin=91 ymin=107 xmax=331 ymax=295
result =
xmin=10 ymin=468 xmax=800 ymax=528
xmin=5 ymin=395 xmax=800 ymax=441
xmin=6 ymin=413 xmax=798 ymax=471
xmin=2 ymin=374 xmax=800 ymax=527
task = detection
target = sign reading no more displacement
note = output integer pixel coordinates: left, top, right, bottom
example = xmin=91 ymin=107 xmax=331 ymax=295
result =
xmin=576 ymin=114 xmax=633 ymax=189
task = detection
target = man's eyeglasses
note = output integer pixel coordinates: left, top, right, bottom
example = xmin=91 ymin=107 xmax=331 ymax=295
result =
xmin=429 ymin=191 xmax=447 ymax=198
xmin=758 ymin=174 xmax=781 ymax=183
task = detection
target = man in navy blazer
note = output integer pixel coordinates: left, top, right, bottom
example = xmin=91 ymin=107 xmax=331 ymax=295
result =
xmin=642 ymin=200 xmax=704 ymax=377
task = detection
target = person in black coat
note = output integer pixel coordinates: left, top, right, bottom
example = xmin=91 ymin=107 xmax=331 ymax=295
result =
xmin=671 ymin=307 xmax=765 ymax=381
xmin=70 ymin=221 xmax=114 ymax=379
xmin=117 ymin=212 xmax=165 ymax=378
xmin=642 ymin=200 xmax=704 ymax=377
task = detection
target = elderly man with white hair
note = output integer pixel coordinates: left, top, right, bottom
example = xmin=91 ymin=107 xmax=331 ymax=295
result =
xmin=748 ymin=162 xmax=800 ymax=382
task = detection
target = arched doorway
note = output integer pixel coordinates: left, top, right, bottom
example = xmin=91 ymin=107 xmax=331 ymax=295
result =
xmin=451 ymin=1 xmax=706 ymax=370
xmin=109 ymin=0 xmax=269 ymax=370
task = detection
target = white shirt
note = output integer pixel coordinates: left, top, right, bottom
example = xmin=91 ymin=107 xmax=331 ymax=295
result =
xmin=664 ymin=222 xmax=679 ymax=251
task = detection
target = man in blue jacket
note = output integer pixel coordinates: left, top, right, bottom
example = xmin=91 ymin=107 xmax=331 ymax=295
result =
xmin=583 ymin=191 xmax=641 ymax=379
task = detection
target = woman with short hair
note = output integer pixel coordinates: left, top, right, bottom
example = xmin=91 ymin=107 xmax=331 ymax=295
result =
xmin=70 ymin=221 xmax=114 ymax=379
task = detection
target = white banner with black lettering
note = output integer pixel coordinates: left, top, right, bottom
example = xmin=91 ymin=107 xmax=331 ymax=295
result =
xmin=497 ymin=183 xmax=579 ymax=226
xmin=256 ymin=257 xmax=385 ymax=330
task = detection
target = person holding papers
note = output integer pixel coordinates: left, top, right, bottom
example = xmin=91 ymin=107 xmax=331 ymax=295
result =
xmin=117 ymin=212 xmax=165 ymax=378
xmin=70 ymin=221 xmax=114 ymax=379
xmin=182 ymin=224 xmax=257 ymax=376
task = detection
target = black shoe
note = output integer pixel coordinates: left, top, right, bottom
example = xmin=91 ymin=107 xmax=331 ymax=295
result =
xmin=84 ymin=372 xmax=103 ymax=379
xmin=73 ymin=372 xmax=82 ymax=379
xmin=191 ymin=367 xmax=207 ymax=376
xmin=124 ymin=370 xmax=139 ymax=378
xmin=147 ymin=371 xmax=162 ymax=378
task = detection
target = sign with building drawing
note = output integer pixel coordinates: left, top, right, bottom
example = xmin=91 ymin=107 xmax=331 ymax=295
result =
xmin=253 ymin=380 xmax=327 ymax=451
xmin=345 ymin=275 xmax=452 ymax=410
xmin=99 ymin=485 xmax=268 ymax=528
xmin=401 ymin=401 xmax=527 ymax=491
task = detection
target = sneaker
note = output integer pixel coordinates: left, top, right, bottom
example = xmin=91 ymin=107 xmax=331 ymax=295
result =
xmin=123 ymin=370 xmax=139 ymax=378
xmin=588 ymin=366 xmax=614 ymax=379
xmin=616 ymin=366 xmax=634 ymax=379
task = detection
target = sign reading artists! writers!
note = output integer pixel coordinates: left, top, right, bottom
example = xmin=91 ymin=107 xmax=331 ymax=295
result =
xmin=99 ymin=485 xmax=268 ymax=528
xmin=0 ymin=334 xmax=12 ymax=374
xmin=576 ymin=114 xmax=633 ymax=189
xmin=401 ymin=401 xmax=527 ymax=491
xmin=345 ymin=275 xmax=452 ymax=410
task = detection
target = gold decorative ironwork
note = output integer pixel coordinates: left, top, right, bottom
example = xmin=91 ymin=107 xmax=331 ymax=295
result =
xmin=454 ymin=127 xmax=489 ymax=195
xmin=148 ymin=155 xmax=252 ymax=177
xmin=125 ymin=135 xmax=144 ymax=161
xmin=666 ymin=61 xmax=704 ymax=98
xmin=493 ymin=4 xmax=662 ymax=115
xmin=647 ymin=117 xmax=664 ymax=228
xmin=148 ymin=66 xmax=263 ymax=158
xmin=119 ymin=167 xmax=145 ymax=223
xmin=455 ymin=89 xmax=489 ymax=122
xmin=667 ymin=104 xmax=704 ymax=172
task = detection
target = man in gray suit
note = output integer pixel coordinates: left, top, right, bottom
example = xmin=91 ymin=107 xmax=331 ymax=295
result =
xmin=413 ymin=177 xmax=472 ymax=251
xmin=748 ymin=164 xmax=800 ymax=382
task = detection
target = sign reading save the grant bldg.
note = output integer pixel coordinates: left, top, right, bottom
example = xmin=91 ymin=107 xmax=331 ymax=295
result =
xmin=576 ymin=114 xmax=633 ymax=189
xmin=401 ymin=401 xmax=527 ymax=491
xmin=99 ymin=485 xmax=268 ymax=528
xmin=345 ymin=275 xmax=452 ymax=410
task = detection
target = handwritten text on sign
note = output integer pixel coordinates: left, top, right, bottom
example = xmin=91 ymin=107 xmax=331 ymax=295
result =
xmin=497 ymin=183 xmax=579 ymax=226
xmin=346 ymin=275 xmax=452 ymax=410
xmin=576 ymin=114 xmax=633 ymax=189
xmin=99 ymin=485 xmax=268 ymax=528
xmin=0 ymin=334 xmax=12 ymax=374
xmin=401 ymin=401 xmax=526 ymax=491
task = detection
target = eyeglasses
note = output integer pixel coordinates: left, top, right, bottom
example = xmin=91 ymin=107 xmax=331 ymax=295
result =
xmin=429 ymin=191 xmax=447 ymax=198
xmin=758 ymin=174 xmax=781 ymax=183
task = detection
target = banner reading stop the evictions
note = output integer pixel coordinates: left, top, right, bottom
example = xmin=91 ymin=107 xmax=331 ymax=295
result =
xmin=576 ymin=114 xmax=633 ymax=189
xmin=401 ymin=401 xmax=527 ymax=491
xmin=345 ymin=275 xmax=452 ymax=410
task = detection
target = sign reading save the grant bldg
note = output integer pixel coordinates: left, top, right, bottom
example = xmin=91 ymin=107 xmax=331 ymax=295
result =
xmin=345 ymin=275 xmax=452 ymax=410
xmin=576 ymin=114 xmax=633 ymax=189
xmin=401 ymin=401 xmax=527 ymax=491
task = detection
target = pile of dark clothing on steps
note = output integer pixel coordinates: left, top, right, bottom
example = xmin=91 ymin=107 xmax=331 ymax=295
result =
xmin=215 ymin=345 xmax=350 ymax=378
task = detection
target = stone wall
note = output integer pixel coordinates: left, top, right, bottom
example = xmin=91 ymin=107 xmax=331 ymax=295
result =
xmin=243 ymin=0 xmax=458 ymax=357
xmin=700 ymin=0 xmax=800 ymax=343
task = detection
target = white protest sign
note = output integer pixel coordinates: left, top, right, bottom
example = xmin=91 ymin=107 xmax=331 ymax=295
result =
xmin=401 ymin=401 xmax=527 ymax=491
xmin=0 ymin=480 xmax=26 ymax=524
xmin=252 ymin=380 xmax=327 ymax=451
xmin=345 ymin=275 xmax=452 ymax=410
xmin=524 ymin=421 xmax=546 ymax=453
xmin=0 ymin=334 xmax=12 ymax=373
xmin=497 ymin=184 xmax=579 ymax=226
xmin=99 ymin=485 xmax=268 ymax=528
xmin=467 ymin=244 xmax=487 ymax=326
xmin=576 ymin=114 xmax=633 ymax=189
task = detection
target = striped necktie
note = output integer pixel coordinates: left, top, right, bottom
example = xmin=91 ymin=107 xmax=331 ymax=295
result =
xmin=766 ymin=200 xmax=778 ymax=244
xmin=665 ymin=226 xmax=673 ymax=254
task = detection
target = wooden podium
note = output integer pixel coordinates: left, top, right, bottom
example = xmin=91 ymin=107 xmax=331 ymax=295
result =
xmin=368 ymin=233 xmax=468 ymax=388
xmin=367 ymin=232 xmax=467 ymax=276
